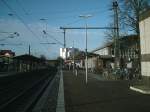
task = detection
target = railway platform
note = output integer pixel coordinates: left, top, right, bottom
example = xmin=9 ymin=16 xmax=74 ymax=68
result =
xmin=61 ymin=70 xmax=150 ymax=112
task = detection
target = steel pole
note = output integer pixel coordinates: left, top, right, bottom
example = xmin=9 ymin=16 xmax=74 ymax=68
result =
xmin=85 ymin=20 xmax=88 ymax=84
xmin=63 ymin=29 xmax=67 ymax=60
xmin=79 ymin=15 xmax=92 ymax=84
xmin=29 ymin=44 xmax=31 ymax=55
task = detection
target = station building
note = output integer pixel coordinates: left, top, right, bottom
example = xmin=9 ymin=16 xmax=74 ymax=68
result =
xmin=139 ymin=8 xmax=150 ymax=81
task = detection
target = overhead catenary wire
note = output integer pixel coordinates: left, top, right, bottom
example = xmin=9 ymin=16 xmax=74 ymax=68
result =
xmin=64 ymin=18 xmax=81 ymax=26
xmin=15 ymin=0 xmax=56 ymax=54
xmin=22 ymin=6 xmax=109 ymax=22
xmin=13 ymin=0 xmax=108 ymax=39
xmin=3 ymin=0 xmax=109 ymax=22
xmin=45 ymin=32 xmax=64 ymax=46
xmin=15 ymin=0 xmax=55 ymax=43
xmin=39 ymin=18 xmax=55 ymax=45
xmin=15 ymin=0 xmax=29 ymax=15
xmin=0 ymin=0 xmax=110 ymax=58
xmin=0 ymin=43 xmax=22 ymax=46
xmin=0 ymin=31 xmax=16 ymax=34
xmin=45 ymin=8 xmax=109 ymax=21
xmin=1 ymin=0 xmax=48 ymax=55
xmin=16 ymin=0 xmax=60 ymax=50
xmin=27 ymin=6 xmax=108 ymax=16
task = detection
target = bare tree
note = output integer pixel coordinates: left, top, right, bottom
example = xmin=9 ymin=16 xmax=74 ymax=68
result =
xmin=104 ymin=0 xmax=127 ymax=42
xmin=104 ymin=23 xmax=114 ymax=42
xmin=105 ymin=0 xmax=149 ymax=40
xmin=119 ymin=0 xmax=149 ymax=35
xmin=104 ymin=0 xmax=149 ymax=72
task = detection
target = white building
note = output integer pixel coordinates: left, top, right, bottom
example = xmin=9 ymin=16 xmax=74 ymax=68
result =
xmin=60 ymin=47 xmax=79 ymax=59
xmin=85 ymin=43 xmax=115 ymax=72
xmin=60 ymin=48 xmax=67 ymax=59
xmin=139 ymin=9 xmax=150 ymax=78
xmin=92 ymin=43 xmax=114 ymax=57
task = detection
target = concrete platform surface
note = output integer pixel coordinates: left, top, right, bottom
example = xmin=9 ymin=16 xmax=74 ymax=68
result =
xmin=63 ymin=70 xmax=150 ymax=112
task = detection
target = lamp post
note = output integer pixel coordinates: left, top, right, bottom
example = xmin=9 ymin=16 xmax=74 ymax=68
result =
xmin=79 ymin=14 xmax=92 ymax=84
xmin=73 ymin=40 xmax=75 ymax=74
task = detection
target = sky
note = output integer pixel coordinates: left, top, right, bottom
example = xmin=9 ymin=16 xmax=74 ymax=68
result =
xmin=0 ymin=0 xmax=113 ymax=59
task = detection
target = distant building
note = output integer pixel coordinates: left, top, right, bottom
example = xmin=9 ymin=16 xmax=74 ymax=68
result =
xmin=139 ymin=8 xmax=150 ymax=78
xmin=60 ymin=48 xmax=67 ymax=59
xmin=0 ymin=50 xmax=15 ymax=72
xmin=90 ymin=44 xmax=114 ymax=71
xmin=0 ymin=50 xmax=15 ymax=57
xmin=91 ymin=43 xmax=115 ymax=70
xmin=92 ymin=43 xmax=114 ymax=57
xmin=89 ymin=35 xmax=139 ymax=71
xmin=85 ymin=53 xmax=102 ymax=73
xmin=13 ymin=54 xmax=45 ymax=72
xmin=60 ymin=47 xmax=80 ymax=59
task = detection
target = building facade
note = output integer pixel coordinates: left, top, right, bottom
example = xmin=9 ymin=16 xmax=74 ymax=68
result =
xmin=119 ymin=35 xmax=139 ymax=69
xmin=139 ymin=9 xmax=150 ymax=78
xmin=0 ymin=50 xmax=15 ymax=72
xmin=60 ymin=48 xmax=67 ymax=59
xmin=60 ymin=47 xmax=79 ymax=59
xmin=85 ymin=44 xmax=115 ymax=73
xmin=92 ymin=43 xmax=114 ymax=57
xmin=89 ymin=35 xmax=139 ymax=71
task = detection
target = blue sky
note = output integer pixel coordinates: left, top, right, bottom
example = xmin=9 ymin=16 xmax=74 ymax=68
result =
xmin=0 ymin=0 xmax=113 ymax=59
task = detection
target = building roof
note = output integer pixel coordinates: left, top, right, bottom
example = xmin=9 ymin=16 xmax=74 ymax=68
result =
xmin=92 ymin=42 xmax=113 ymax=53
xmin=14 ymin=54 xmax=42 ymax=62
xmin=92 ymin=35 xmax=138 ymax=53
xmin=140 ymin=8 xmax=150 ymax=21
xmin=0 ymin=50 xmax=15 ymax=56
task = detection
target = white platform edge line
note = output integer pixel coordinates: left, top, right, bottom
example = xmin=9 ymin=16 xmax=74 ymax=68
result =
xmin=56 ymin=70 xmax=65 ymax=112
xmin=130 ymin=86 xmax=150 ymax=94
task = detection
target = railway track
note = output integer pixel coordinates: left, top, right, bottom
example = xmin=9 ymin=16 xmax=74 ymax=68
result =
xmin=0 ymin=68 xmax=58 ymax=112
